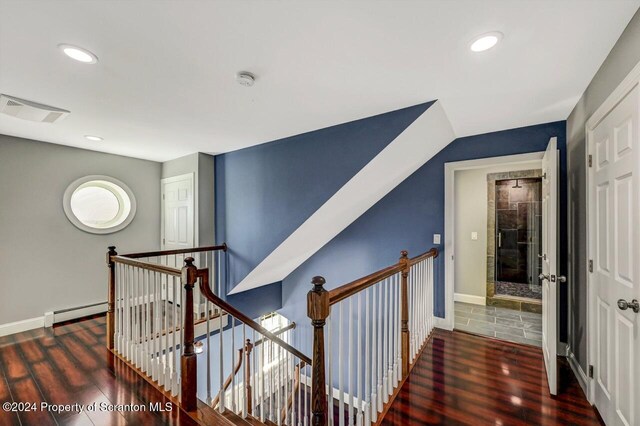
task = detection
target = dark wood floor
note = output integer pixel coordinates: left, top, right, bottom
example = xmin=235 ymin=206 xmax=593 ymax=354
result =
xmin=381 ymin=329 xmax=602 ymax=426
xmin=0 ymin=314 xmax=197 ymax=426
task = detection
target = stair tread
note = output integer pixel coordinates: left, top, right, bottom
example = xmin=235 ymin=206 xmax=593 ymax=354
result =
xmin=220 ymin=410 xmax=260 ymax=425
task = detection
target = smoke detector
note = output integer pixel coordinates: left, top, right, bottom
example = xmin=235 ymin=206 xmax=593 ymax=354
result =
xmin=0 ymin=94 xmax=70 ymax=123
xmin=236 ymin=71 xmax=256 ymax=87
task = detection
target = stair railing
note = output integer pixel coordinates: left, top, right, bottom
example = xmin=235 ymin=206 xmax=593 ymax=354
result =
xmin=307 ymin=248 xmax=438 ymax=426
xmin=106 ymin=244 xmax=227 ymax=412
xmin=108 ymin=243 xmax=313 ymax=424
xmin=197 ymin=269 xmax=313 ymax=424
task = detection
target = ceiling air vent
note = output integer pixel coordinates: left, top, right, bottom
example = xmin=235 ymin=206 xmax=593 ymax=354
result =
xmin=0 ymin=94 xmax=70 ymax=123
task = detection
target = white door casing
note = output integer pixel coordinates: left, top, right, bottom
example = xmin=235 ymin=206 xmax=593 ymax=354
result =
xmin=161 ymin=173 xmax=195 ymax=251
xmin=588 ymin=83 xmax=639 ymax=426
xmin=541 ymin=137 xmax=559 ymax=396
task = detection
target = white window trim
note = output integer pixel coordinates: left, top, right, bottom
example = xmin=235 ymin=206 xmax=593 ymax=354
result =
xmin=63 ymin=175 xmax=137 ymax=235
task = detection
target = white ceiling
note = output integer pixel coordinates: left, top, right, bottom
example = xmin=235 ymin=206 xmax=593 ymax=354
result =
xmin=0 ymin=0 xmax=638 ymax=162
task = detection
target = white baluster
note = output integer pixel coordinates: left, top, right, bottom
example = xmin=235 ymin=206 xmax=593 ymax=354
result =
xmin=348 ymin=297 xmax=354 ymax=426
xmin=219 ymin=308 xmax=225 ymax=413
xmin=269 ymin=340 xmax=274 ymax=421
xmin=370 ymin=284 xmax=377 ymax=422
xmin=278 ymin=342 xmax=282 ymax=425
xmin=243 ymin=324 xmax=248 ymax=418
xmin=206 ymin=298 xmax=212 ymax=405
xmin=380 ymin=279 xmax=389 ymax=404
xmin=327 ymin=310 xmax=333 ymax=426
xmin=364 ymin=287 xmax=371 ymax=426
xmin=163 ymin=272 xmax=170 ymax=391
xmin=356 ymin=292 xmax=362 ymax=426
xmin=114 ymin=263 xmax=119 ymax=353
xmin=252 ymin=329 xmax=256 ymax=418
xmin=260 ymin=333 xmax=265 ymax=422
xmin=126 ymin=265 xmax=131 ymax=361
xmin=387 ymin=275 xmax=393 ymax=397
xmin=338 ymin=301 xmax=344 ymax=426
xmin=377 ymin=281 xmax=383 ymax=413
xmin=231 ymin=317 xmax=236 ymax=413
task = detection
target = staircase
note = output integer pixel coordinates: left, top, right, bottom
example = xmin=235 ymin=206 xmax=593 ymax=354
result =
xmin=105 ymin=243 xmax=437 ymax=425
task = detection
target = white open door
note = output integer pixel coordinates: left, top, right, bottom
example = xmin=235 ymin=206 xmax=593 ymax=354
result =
xmin=541 ymin=137 xmax=559 ymax=395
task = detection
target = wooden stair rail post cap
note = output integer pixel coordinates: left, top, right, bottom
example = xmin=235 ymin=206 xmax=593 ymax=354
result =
xmin=308 ymin=276 xmax=329 ymax=426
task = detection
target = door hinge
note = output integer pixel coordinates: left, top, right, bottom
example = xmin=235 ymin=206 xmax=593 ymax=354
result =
xmin=588 ymin=155 xmax=593 ymax=168
xmin=588 ymin=259 xmax=593 ymax=273
xmin=162 ymin=238 xmax=165 ymax=245
xmin=163 ymin=194 xmax=165 ymax=200
xmin=588 ymin=365 xmax=594 ymax=378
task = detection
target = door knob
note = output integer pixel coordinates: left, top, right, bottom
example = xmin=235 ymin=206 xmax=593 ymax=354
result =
xmin=557 ymin=275 xmax=567 ymax=283
xmin=617 ymin=299 xmax=640 ymax=313
xmin=539 ymin=273 xmax=549 ymax=281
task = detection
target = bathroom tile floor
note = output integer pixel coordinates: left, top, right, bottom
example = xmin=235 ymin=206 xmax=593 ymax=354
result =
xmin=454 ymin=301 xmax=543 ymax=347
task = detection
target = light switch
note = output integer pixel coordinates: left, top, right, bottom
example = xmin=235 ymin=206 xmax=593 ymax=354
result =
xmin=433 ymin=234 xmax=441 ymax=244
xmin=471 ymin=232 xmax=478 ymax=240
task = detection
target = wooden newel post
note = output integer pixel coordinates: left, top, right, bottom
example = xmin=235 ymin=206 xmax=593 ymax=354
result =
xmin=399 ymin=250 xmax=410 ymax=377
xmin=244 ymin=339 xmax=254 ymax=415
xmin=181 ymin=257 xmax=198 ymax=412
xmin=106 ymin=246 xmax=117 ymax=350
xmin=307 ymin=276 xmax=330 ymax=426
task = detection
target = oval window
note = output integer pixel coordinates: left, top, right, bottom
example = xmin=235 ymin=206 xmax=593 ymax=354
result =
xmin=63 ymin=175 xmax=137 ymax=234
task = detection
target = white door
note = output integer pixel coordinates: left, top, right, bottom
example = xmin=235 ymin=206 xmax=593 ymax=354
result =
xmin=161 ymin=173 xmax=195 ymax=302
xmin=541 ymin=137 xmax=559 ymax=395
xmin=590 ymin=83 xmax=639 ymax=426
xmin=161 ymin=173 xmax=195 ymax=251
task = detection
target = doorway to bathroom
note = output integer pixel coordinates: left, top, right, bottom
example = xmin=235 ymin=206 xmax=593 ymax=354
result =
xmin=490 ymin=172 xmax=543 ymax=313
xmin=450 ymin=165 xmax=544 ymax=349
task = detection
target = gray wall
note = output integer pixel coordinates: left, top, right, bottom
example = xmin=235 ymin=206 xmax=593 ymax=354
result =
xmin=0 ymin=134 xmax=161 ymax=325
xmin=566 ymin=9 xmax=640 ymax=370
xmin=161 ymin=152 xmax=215 ymax=246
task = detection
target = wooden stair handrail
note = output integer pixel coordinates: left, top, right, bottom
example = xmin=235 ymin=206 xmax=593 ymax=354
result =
xmin=211 ymin=347 xmax=245 ymax=409
xmin=198 ymin=270 xmax=312 ymax=365
xmin=409 ymin=247 xmax=439 ymax=266
xmin=110 ymin=255 xmax=182 ymax=276
xmin=327 ymin=248 xmax=439 ymax=305
xmin=122 ymin=243 xmax=227 ymax=259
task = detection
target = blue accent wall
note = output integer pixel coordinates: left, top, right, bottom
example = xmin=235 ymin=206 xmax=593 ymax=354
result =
xmin=280 ymin=121 xmax=568 ymax=352
xmin=214 ymin=102 xmax=434 ymax=304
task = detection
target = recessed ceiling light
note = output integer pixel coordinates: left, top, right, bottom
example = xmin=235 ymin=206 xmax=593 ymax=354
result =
xmin=470 ymin=32 xmax=503 ymax=52
xmin=58 ymin=44 xmax=98 ymax=64
xmin=84 ymin=135 xmax=103 ymax=141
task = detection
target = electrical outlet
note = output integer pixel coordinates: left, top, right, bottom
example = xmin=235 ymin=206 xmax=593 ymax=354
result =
xmin=471 ymin=232 xmax=478 ymax=240
xmin=433 ymin=234 xmax=441 ymax=244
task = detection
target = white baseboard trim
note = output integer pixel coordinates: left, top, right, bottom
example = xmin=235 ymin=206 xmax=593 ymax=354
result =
xmin=454 ymin=293 xmax=485 ymax=305
xmin=567 ymin=346 xmax=589 ymax=397
xmin=0 ymin=316 xmax=44 ymax=337
xmin=0 ymin=302 xmax=108 ymax=338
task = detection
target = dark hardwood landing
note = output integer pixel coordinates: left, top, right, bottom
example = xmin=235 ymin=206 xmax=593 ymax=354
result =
xmin=0 ymin=315 xmax=198 ymax=426
xmin=381 ymin=329 xmax=602 ymax=426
